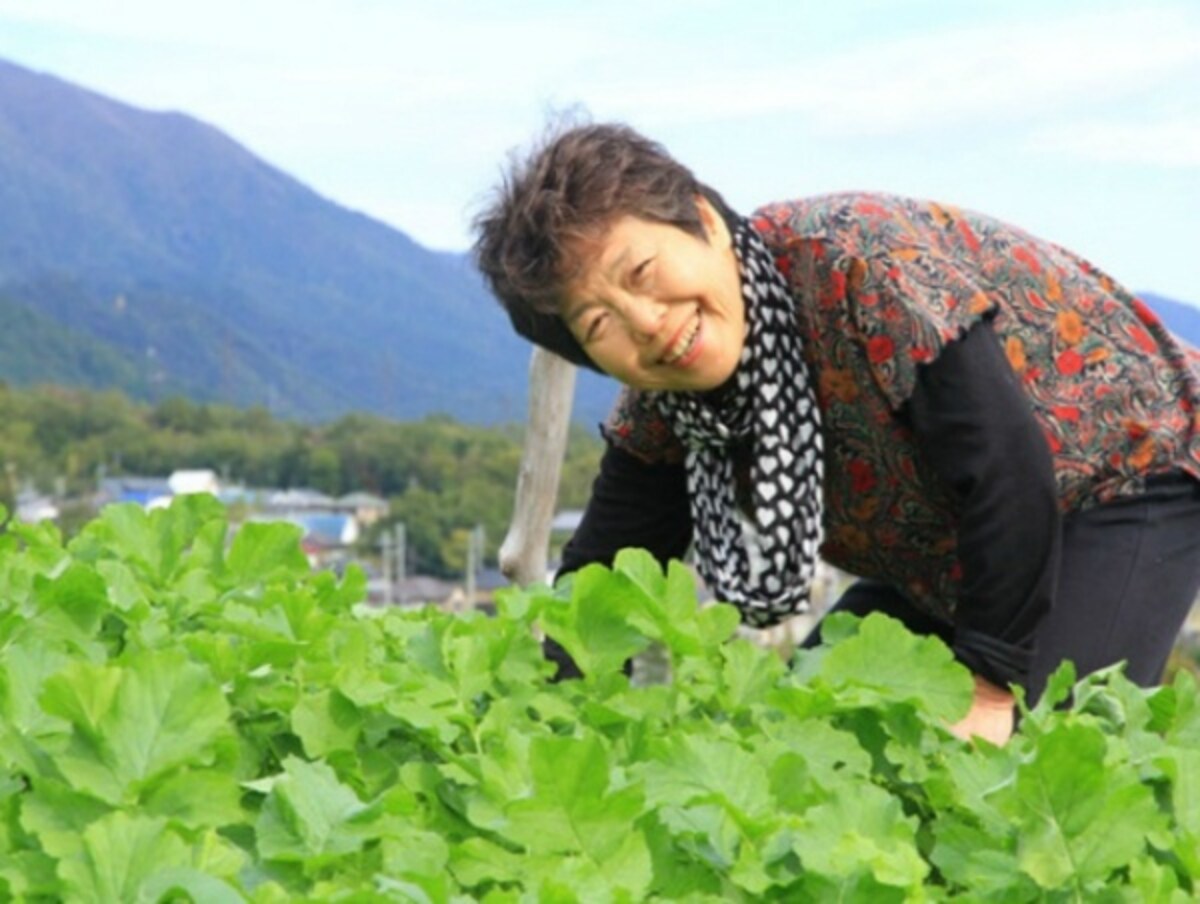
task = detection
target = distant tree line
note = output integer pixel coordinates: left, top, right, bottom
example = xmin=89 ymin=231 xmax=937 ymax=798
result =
xmin=0 ymin=383 xmax=606 ymax=578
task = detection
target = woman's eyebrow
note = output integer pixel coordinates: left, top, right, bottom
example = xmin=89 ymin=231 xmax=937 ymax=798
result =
xmin=598 ymin=246 xmax=632 ymax=284
xmin=565 ymin=301 xmax=596 ymax=326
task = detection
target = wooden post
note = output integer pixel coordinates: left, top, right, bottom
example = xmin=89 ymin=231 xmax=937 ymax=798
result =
xmin=500 ymin=347 xmax=577 ymax=587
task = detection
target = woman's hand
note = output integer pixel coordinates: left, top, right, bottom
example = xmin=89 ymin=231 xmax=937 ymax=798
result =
xmin=948 ymin=674 xmax=1015 ymax=746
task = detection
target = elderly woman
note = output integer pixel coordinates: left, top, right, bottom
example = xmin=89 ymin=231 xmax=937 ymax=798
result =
xmin=473 ymin=123 xmax=1200 ymax=744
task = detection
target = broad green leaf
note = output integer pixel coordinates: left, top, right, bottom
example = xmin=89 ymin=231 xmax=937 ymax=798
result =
xmin=541 ymin=564 xmax=650 ymax=679
xmin=448 ymin=836 xmax=527 ymax=889
xmin=635 ymin=733 xmax=774 ymax=856
xmin=931 ymin=817 xmax=1030 ymax=897
xmin=505 ymin=735 xmax=648 ymax=880
xmin=719 ymin=637 xmax=785 ymax=710
xmin=143 ymin=768 xmax=244 ymax=829
xmin=71 ymin=502 xmax=215 ymax=587
xmin=28 ymin=562 xmax=108 ymax=648
xmin=292 ymin=690 xmax=362 ymax=758
xmin=1012 ymin=723 xmax=1165 ymax=889
xmin=379 ymin=824 xmax=450 ymax=878
xmin=6 ymin=518 xmax=68 ymax=573
xmin=789 ymin=871 xmax=912 ymax=904
xmin=492 ymin=583 xmax=548 ymax=623
xmin=19 ymin=780 xmax=111 ymax=859
xmin=639 ymin=735 xmax=764 ymax=813
xmin=765 ymin=720 xmax=872 ymax=814
xmin=1016 ymin=661 xmax=1076 ymax=730
xmin=443 ymin=627 xmax=500 ymax=702
xmin=0 ymin=848 xmax=60 ymax=900
xmin=106 ymin=651 xmax=230 ymax=780
xmin=818 ymin=613 xmax=973 ymax=721
xmin=226 ymin=522 xmax=308 ymax=583
xmin=1126 ymin=857 xmax=1192 ymax=903
xmin=94 ymin=560 xmax=151 ymax=613
xmin=792 ymin=783 xmax=928 ymax=888
xmin=1156 ymin=747 xmax=1200 ymax=874
xmin=40 ymin=650 xmax=230 ymax=802
xmin=697 ymin=601 xmax=741 ymax=647
xmin=813 ymin=610 xmax=861 ymax=646
xmin=39 ymin=660 xmax=122 ymax=737
xmin=255 ymin=756 xmax=375 ymax=863
xmin=0 ymin=640 xmax=73 ymax=742
xmin=641 ymin=817 xmax=724 ymax=899
xmin=612 ymin=547 xmax=666 ymax=601
xmin=924 ymin=741 xmax=1015 ymax=838
xmin=137 ymin=868 xmax=246 ymax=904
xmin=319 ymin=562 xmax=367 ymax=612
xmin=1160 ymin=747 xmax=1200 ymax=835
xmin=1166 ymin=669 xmax=1200 ymax=747
xmin=56 ymin=812 xmax=192 ymax=904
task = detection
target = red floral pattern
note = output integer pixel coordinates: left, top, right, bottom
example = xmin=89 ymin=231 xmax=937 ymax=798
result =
xmin=605 ymin=193 xmax=1200 ymax=619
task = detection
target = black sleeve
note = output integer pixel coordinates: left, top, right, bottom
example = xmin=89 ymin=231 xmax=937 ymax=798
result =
xmin=906 ymin=321 xmax=1061 ymax=689
xmin=556 ymin=444 xmax=693 ymax=578
xmin=544 ymin=443 xmax=692 ymax=681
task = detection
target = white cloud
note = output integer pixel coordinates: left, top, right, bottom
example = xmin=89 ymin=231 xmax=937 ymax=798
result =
xmin=583 ymin=6 xmax=1200 ymax=137
xmin=1027 ymin=118 xmax=1200 ymax=168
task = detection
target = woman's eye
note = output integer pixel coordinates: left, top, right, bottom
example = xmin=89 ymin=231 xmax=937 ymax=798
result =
xmin=631 ymin=258 xmax=654 ymax=284
xmin=585 ymin=312 xmax=608 ymax=342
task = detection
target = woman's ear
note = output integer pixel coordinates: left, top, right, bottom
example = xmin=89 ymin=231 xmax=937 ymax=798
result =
xmin=695 ymin=194 xmax=730 ymax=246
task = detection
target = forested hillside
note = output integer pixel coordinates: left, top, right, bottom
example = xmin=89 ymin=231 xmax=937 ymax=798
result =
xmin=0 ymin=383 xmax=603 ymax=576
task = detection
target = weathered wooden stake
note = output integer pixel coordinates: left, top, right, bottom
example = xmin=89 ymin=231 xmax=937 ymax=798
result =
xmin=500 ymin=347 xmax=577 ymax=587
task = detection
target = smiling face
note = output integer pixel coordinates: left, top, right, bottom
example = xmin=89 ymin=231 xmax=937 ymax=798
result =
xmin=561 ymin=196 xmax=745 ymax=392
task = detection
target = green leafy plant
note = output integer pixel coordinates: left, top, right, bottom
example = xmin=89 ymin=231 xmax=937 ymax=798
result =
xmin=0 ymin=496 xmax=1195 ymax=901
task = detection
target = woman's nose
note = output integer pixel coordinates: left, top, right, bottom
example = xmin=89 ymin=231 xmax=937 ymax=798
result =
xmin=622 ymin=296 xmax=666 ymax=342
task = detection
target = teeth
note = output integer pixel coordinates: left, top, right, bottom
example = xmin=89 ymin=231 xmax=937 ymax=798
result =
xmin=664 ymin=315 xmax=700 ymax=364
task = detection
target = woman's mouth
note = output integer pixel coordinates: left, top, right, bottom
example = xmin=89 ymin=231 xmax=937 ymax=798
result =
xmin=661 ymin=312 xmax=702 ymax=365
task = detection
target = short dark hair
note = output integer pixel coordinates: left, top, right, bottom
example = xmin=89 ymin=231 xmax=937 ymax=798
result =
xmin=472 ymin=121 xmax=729 ymax=370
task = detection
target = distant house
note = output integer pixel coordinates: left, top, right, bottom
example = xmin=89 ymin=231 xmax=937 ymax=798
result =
xmin=335 ymin=492 xmax=389 ymax=526
xmin=99 ymin=476 xmax=174 ymax=508
xmin=217 ymin=485 xmax=272 ymax=509
xmin=289 ymin=512 xmax=359 ymax=548
xmin=266 ymin=488 xmax=336 ymax=512
xmin=168 ymin=469 xmax=220 ymax=496
xmin=97 ymin=470 xmax=223 ymax=511
xmin=14 ymin=490 xmax=59 ymax=524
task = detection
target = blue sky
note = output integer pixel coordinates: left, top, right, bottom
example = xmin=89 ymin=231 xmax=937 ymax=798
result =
xmin=1 ymin=0 xmax=1197 ymax=302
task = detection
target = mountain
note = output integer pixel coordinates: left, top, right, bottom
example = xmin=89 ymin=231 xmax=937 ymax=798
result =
xmin=1140 ymin=292 xmax=1200 ymax=349
xmin=0 ymin=57 xmax=615 ymax=425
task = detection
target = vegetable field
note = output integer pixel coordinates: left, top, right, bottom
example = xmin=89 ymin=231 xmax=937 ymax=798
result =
xmin=0 ymin=496 xmax=1196 ymax=901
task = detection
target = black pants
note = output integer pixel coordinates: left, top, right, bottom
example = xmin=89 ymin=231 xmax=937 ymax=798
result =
xmin=803 ymin=473 xmax=1200 ymax=703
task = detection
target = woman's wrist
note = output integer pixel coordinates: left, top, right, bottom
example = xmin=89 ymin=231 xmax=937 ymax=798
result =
xmin=971 ymin=673 xmax=1016 ymax=707
xmin=948 ymin=674 xmax=1017 ymax=746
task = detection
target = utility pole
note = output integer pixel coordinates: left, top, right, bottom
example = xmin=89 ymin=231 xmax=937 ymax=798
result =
xmin=394 ymin=522 xmax=406 ymax=605
xmin=380 ymin=529 xmax=393 ymax=606
xmin=464 ymin=524 xmax=485 ymax=611
xmin=465 ymin=528 xmax=476 ymax=611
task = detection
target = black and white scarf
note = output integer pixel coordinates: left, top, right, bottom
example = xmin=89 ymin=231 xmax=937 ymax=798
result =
xmin=653 ymin=219 xmax=824 ymax=627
